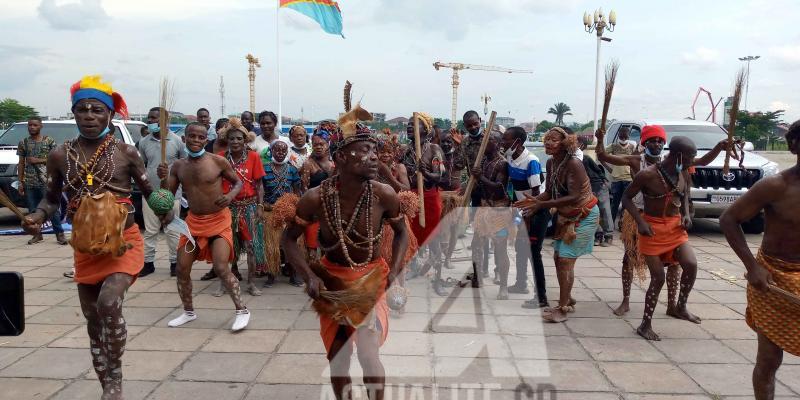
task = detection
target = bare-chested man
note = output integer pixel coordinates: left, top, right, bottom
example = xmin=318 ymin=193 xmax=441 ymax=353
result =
xmin=622 ymin=135 xmax=702 ymax=341
xmin=596 ymin=126 xmax=727 ymax=316
xmin=159 ymin=123 xmax=250 ymax=331
xmin=720 ymin=121 xmax=800 ymax=400
xmin=22 ymin=75 xmax=152 ymax=399
xmin=282 ymin=106 xmax=409 ymax=400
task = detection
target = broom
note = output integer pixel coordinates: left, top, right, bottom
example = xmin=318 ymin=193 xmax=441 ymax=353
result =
xmin=158 ymin=77 xmax=175 ymax=188
xmin=600 ymin=60 xmax=620 ymax=134
xmin=723 ymin=69 xmax=746 ymax=181
xmin=0 ymin=189 xmax=26 ymax=220
xmin=770 ymin=285 xmax=800 ymax=308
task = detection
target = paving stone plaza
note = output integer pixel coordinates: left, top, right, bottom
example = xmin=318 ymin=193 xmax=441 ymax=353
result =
xmin=0 ymin=222 xmax=798 ymax=399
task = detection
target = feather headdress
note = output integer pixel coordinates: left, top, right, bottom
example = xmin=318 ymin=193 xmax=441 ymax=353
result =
xmin=70 ymin=75 xmax=129 ymax=119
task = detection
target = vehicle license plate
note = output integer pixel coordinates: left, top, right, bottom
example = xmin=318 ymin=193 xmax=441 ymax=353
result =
xmin=711 ymin=195 xmax=740 ymax=204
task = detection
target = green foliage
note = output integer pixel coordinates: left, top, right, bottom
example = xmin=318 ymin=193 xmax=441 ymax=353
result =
xmin=535 ymin=120 xmax=556 ymax=133
xmin=0 ymin=98 xmax=39 ymax=128
xmin=547 ymin=102 xmax=572 ymax=125
xmin=434 ymin=118 xmax=452 ymax=130
xmin=736 ymin=110 xmax=784 ymax=149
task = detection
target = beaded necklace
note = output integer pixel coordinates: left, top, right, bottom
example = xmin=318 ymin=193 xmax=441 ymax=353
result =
xmin=227 ymin=150 xmax=253 ymax=185
xmin=319 ymin=175 xmax=383 ymax=269
xmin=64 ymin=134 xmax=118 ymax=216
xmin=270 ymin=162 xmax=290 ymax=196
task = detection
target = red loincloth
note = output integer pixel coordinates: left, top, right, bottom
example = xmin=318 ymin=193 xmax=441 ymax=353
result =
xmin=74 ymin=224 xmax=144 ymax=285
xmin=637 ymin=214 xmax=688 ymax=263
xmin=178 ymin=208 xmax=235 ymax=263
xmin=411 ymin=188 xmax=442 ymax=245
xmin=318 ymin=256 xmax=389 ymax=355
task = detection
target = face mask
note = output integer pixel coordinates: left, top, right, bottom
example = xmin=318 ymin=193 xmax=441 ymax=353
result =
xmin=167 ymin=217 xmax=195 ymax=253
xmin=468 ymin=127 xmax=482 ymax=137
xmin=503 ymin=139 xmax=520 ymax=159
xmin=147 ymin=123 xmax=160 ymax=134
xmin=186 ymin=146 xmax=205 ymax=158
xmin=675 ymin=154 xmax=684 ymax=173
xmin=80 ymin=115 xmax=112 ymax=140
xmin=644 ymin=146 xmax=662 ymax=157
xmin=273 ymin=156 xmax=288 ymax=164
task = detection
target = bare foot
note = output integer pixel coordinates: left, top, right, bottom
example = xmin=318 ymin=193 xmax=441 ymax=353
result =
xmin=636 ymin=324 xmax=661 ymax=341
xmin=542 ymin=308 xmax=568 ymax=323
xmin=568 ymin=298 xmax=576 ymax=307
xmin=667 ymin=305 xmax=702 ymax=324
xmin=613 ymin=299 xmax=630 ymax=316
xmin=497 ymin=286 xmax=509 ymax=300
xmin=246 ymin=282 xmax=262 ymax=296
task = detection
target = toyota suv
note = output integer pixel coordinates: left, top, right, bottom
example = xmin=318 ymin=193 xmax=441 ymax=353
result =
xmin=603 ymin=119 xmax=780 ymax=234
xmin=0 ymin=119 xmax=147 ymax=226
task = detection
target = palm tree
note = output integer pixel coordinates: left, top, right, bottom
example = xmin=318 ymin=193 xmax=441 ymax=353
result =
xmin=547 ymin=102 xmax=573 ymax=126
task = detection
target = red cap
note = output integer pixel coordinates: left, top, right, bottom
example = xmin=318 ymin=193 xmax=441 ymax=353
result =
xmin=640 ymin=125 xmax=667 ymax=144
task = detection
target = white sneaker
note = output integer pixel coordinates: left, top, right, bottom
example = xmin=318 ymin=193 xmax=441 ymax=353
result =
xmin=168 ymin=311 xmax=197 ymax=327
xmin=231 ymin=309 xmax=250 ymax=332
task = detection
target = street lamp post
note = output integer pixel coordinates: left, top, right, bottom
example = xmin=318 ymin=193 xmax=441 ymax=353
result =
xmin=481 ymin=93 xmax=492 ymax=128
xmin=738 ymin=55 xmax=760 ymax=111
xmin=583 ymin=8 xmax=617 ymax=135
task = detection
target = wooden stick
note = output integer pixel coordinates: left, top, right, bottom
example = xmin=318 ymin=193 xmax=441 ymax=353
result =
xmin=413 ymin=113 xmax=425 ymax=228
xmin=770 ymin=285 xmax=800 ymax=308
xmin=0 ymin=189 xmax=26 ymax=220
xmin=460 ymin=111 xmax=497 ymax=208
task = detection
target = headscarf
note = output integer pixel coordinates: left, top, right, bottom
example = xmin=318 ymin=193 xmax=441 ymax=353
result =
xmin=640 ymin=125 xmax=667 ymax=144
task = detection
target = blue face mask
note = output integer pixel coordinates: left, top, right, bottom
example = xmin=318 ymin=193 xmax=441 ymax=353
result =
xmin=186 ymin=145 xmax=205 ymax=158
xmin=676 ymin=163 xmax=683 ymax=173
xmin=79 ymin=122 xmax=111 ymax=140
xmin=147 ymin=123 xmax=160 ymax=134
xmin=644 ymin=146 xmax=662 ymax=157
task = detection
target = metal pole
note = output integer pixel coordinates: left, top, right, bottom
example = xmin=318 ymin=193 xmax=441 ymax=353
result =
xmin=744 ymin=59 xmax=751 ymax=111
xmin=276 ymin=0 xmax=282 ymax=133
xmin=592 ymin=34 xmax=602 ymax=133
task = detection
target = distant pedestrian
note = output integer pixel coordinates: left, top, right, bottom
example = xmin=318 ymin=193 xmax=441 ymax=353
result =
xmin=17 ymin=116 xmax=67 ymax=245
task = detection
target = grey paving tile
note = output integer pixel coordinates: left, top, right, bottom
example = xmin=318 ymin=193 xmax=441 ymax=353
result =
xmin=0 ymin=348 xmax=91 ymax=379
xmin=0 ymin=324 xmax=76 ymax=347
xmin=654 ymin=339 xmax=750 ymax=364
xmin=519 ymin=360 xmax=613 ymax=392
xmin=600 ymin=362 xmax=701 ymax=393
xmin=203 ymin=329 xmax=285 ymax=353
xmin=506 ymin=335 xmax=590 ymax=361
xmin=579 ymin=337 xmax=668 ymax=362
xmin=0 ymin=377 xmax=65 ymax=399
xmin=432 ymin=332 xmax=511 ymax=358
xmin=127 ymin=327 xmax=213 ymax=352
xmin=435 ymin=356 xmax=519 ymax=387
xmin=147 ymin=381 xmax=248 ymax=400
xmin=21 ymin=289 xmax=76 ymax=306
xmin=244 ymin=383 xmax=332 ymax=400
xmin=681 ymin=363 xmax=795 ymax=397
xmin=50 ymin=379 xmax=157 ymax=400
xmin=566 ymin=318 xmax=638 ymax=338
xmin=0 ymin=348 xmax=34 ymax=370
xmin=26 ymin=305 xmax=85 ymax=325
xmin=122 ymin=350 xmax=191 ymax=381
xmin=257 ymin=354 xmax=333 ymax=384
xmin=175 ymin=352 xmax=267 ymax=382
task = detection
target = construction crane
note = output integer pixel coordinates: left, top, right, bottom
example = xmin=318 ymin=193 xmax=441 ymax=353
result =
xmin=691 ymin=86 xmax=723 ymax=123
xmin=246 ymin=54 xmax=261 ymax=114
xmin=433 ymin=61 xmax=533 ymax=126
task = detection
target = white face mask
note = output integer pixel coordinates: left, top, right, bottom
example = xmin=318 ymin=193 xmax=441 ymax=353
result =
xmin=503 ymin=139 xmax=520 ymax=159
xmin=273 ymin=155 xmax=288 ymax=164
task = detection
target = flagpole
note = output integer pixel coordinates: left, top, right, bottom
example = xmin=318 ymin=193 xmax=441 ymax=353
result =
xmin=276 ymin=0 xmax=283 ymax=134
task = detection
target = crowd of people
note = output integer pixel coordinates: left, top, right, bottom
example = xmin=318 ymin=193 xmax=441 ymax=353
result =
xmin=15 ymin=75 xmax=799 ymax=400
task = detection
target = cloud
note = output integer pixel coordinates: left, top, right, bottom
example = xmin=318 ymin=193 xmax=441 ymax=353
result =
xmin=769 ymin=100 xmax=791 ymax=112
xmin=769 ymin=45 xmax=800 ymax=67
xmin=681 ymin=47 xmax=721 ymax=67
xmin=38 ymin=0 xmax=108 ymax=31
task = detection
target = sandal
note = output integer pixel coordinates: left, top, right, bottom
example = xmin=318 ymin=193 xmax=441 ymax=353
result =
xmin=27 ymin=235 xmax=43 ymax=245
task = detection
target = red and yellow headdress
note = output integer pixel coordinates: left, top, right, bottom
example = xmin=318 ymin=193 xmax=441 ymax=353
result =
xmin=70 ymin=75 xmax=129 ymax=119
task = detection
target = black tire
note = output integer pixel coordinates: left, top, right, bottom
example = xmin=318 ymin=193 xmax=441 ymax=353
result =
xmin=741 ymin=214 xmax=765 ymax=235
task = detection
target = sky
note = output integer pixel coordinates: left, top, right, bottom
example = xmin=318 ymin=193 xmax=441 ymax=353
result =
xmin=1 ymin=0 xmax=799 ymax=125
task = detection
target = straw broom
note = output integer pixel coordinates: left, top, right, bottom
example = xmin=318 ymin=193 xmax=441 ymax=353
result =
xmin=600 ymin=60 xmax=620 ymax=133
xmin=460 ymin=111 xmax=497 ymax=208
xmin=770 ymin=285 xmax=800 ymax=308
xmin=723 ymin=69 xmax=746 ymax=179
xmin=158 ymin=78 xmax=175 ymax=187
xmin=413 ymin=113 xmax=425 ymax=228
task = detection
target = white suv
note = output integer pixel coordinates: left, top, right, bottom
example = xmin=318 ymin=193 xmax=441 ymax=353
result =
xmin=604 ymin=119 xmax=780 ymax=234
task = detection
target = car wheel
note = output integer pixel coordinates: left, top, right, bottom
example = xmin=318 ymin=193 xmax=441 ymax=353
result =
xmin=741 ymin=214 xmax=765 ymax=235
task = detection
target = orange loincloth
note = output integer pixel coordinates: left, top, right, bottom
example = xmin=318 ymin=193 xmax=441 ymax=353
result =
xmin=411 ymin=188 xmax=442 ymax=245
xmin=746 ymin=251 xmax=800 ymax=356
xmin=305 ymin=221 xmax=320 ymax=249
xmin=317 ymin=257 xmax=389 ymax=355
xmin=74 ymin=224 xmax=144 ymax=285
xmin=178 ymin=208 xmax=235 ymax=263
xmin=637 ymin=214 xmax=688 ymax=263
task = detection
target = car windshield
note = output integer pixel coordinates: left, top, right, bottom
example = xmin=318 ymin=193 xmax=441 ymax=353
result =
xmin=0 ymin=122 xmax=122 ymax=146
xmin=627 ymin=124 xmax=726 ymax=150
